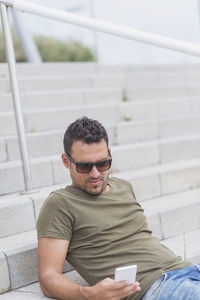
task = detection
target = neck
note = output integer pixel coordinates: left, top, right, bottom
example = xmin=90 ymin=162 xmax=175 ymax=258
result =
xmin=103 ymin=183 xmax=110 ymax=193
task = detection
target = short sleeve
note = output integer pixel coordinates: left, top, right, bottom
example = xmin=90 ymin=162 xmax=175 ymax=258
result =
xmin=36 ymin=191 xmax=74 ymax=241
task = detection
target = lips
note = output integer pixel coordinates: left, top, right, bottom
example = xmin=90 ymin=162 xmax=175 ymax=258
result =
xmin=88 ymin=179 xmax=102 ymax=185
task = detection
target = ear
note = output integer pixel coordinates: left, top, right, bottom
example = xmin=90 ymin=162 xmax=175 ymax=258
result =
xmin=61 ymin=153 xmax=70 ymax=169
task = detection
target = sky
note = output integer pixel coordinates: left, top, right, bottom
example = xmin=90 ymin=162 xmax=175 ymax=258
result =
xmin=7 ymin=0 xmax=200 ymax=64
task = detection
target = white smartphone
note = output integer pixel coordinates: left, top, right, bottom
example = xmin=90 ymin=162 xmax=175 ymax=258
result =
xmin=114 ymin=264 xmax=137 ymax=284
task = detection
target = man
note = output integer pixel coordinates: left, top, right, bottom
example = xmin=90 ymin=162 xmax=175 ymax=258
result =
xmin=37 ymin=116 xmax=200 ymax=300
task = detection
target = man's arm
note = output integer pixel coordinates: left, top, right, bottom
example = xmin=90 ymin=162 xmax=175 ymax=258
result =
xmin=38 ymin=237 xmax=140 ymax=300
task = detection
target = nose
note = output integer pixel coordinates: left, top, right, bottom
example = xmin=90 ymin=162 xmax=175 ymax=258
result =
xmin=89 ymin=165 xmax=101 ymax=177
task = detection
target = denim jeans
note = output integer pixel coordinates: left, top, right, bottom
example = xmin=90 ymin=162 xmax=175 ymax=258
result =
xmin=141 ymin=264 xmax=200 ymax=300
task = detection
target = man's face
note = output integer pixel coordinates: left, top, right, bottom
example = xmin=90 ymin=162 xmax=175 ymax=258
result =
xmin=62 ymin=139 xmax=111 ymax=196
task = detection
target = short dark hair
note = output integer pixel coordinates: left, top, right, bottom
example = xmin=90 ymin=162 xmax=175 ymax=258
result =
xmin=63 ymin=116 xmax=109 ymax=154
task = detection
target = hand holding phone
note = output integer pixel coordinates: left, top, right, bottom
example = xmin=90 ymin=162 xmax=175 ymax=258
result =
xmin=114 ymin=264 xmax=137 ymax=284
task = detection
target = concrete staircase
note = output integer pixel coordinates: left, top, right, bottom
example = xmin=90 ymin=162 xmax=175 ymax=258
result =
xmin=0 ymin=62 xmax=200 ymax=298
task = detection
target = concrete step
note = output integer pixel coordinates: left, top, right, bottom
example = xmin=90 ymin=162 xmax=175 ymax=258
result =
xmin=1 ymin=91 xmax=199 ymax=114
xmin=112 ymin=134 xmax=200 ymax=172
xmin=0 ymin=156 xmax=70 ymax=195
xmin=0 ymin=230 xmax=74 ymax=291
xmin=116 ymin=114 xmax=200 ymax=144
xmin=127 ymin=72 xmax=200 ymax=85
xmin=0 ymin=87 xmax=123 ymax=111
xmin=0 ymin=62 xmax=129 ymax=78
xmin=1 ymin=97 xmax=200 ymax=135
xmin=0 ymin=74 xmax=126 ymax=93
xmin=161 ymin=228 xmax=200 ymax=265
xmin=0 ymin=270 xmax=87 ymax=299
xmin=2 ymin=75 xmax=200 ymax=95
xmin=127 ymin=66 xmax=200 ymax=83
xmin=126 ymin=64 xmax=200 ymax=73
xmin=2 ymin=62 xmax=200 ymax=80
xmin=0 ymin=104 xmax=117 ymax=135
xmin=0 ymin=184 xmax=64 ymax=238
xmin=2 ymin=69 xmax=200 ymax=94
xmin=142 ymin=188 xmax=200 ymax=240
xmin=0 ymin=62 xmax=97 ymax=78
xmin=1 ymin=62 xmax=200 ymax=75
xmin=0 ymin=187 xmax=200 ymax=292
xmin=2 ymin=113 xmax=200 ymax=160
xmin=116 ymin=157 xmax=200 ymax=201
xmin=1 ymin=133 xmax=200 ymax=194
xmin=126 ymin=85 xmax=200 ymax=100
xmin=127 ymin=77 xmax=200 ymax=87
xmin=1 ymin=114 xmax=200 ymax=162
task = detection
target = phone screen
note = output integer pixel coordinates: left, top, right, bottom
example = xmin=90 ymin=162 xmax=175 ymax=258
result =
xmin=115 ymin=264 xmax=137 ymax=284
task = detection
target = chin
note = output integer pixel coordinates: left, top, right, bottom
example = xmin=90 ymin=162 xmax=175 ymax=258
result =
xmin=86 ymin=187 xmax=103 ymax=196
xmin=85 ymin=183 xmax=107 ymax=196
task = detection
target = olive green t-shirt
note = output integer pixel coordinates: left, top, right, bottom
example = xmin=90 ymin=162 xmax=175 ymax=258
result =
xmin=37 ymin=177 xmax=190 ymax=300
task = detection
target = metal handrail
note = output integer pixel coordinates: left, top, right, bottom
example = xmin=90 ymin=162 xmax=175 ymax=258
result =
xmin=2 ymin=0 xmax=200 ymax=57
xmin=0 ymin=3 xmax=32 ymax=191
xmin=1 ymin=0 xmax=200 ymax=192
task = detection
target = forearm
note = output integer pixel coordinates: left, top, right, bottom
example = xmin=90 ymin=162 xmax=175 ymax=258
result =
xmin=40 ymin=272 xmax=88 ymax=300
xmin=40 ymin=273 xmax=140 ymax=300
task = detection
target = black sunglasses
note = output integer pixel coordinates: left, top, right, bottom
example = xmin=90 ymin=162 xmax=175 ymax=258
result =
xmin=66 ymin=152 xmax=112 ymax=173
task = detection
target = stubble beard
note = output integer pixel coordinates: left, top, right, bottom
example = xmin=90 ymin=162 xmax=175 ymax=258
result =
xmin=71 ymin=173 xmax=109 ymax=196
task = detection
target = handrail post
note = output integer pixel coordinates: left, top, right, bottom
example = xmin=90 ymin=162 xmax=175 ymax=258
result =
xmin=0 ymin=3 xmax=32 ymax=190
xmin=88 ymin=0 xmax=98 ymax=61
xmin=11 ymin=9 xmax=42 ymax=63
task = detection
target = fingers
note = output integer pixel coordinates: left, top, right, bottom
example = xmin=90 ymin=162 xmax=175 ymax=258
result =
xmin=112 ymin=280 xmax=139 ymax=289
xmin=92 ymin=278 xmax=141 ymax=300
xmin=119 ymin=282 xmax=141 ymax=298
xmin=105 ymin=279 xmax=141 ymax=298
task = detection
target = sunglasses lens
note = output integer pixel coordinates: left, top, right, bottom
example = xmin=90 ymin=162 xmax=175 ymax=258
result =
xmin=96 ymin=159 xmax=112 ymax=172
xmin=76 ymin=159 xmax=112 ymax=173
xmin=77 ymin=163 xmax=93 ymax=173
